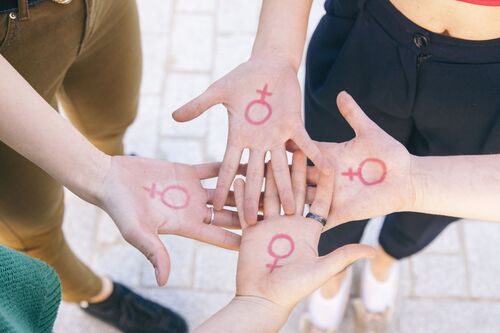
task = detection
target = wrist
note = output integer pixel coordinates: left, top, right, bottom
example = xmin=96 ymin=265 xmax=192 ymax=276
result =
xmin=250 ymin=49 xmax=300 ymax=72
xmin=231 ymin=296 xmax=290 ymax=330
xmin=81 ymin=149 xmax=112 ymax=206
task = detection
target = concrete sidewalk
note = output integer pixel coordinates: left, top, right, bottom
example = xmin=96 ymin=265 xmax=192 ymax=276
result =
xmin=54 ymin=1 xmax=500 ymax=332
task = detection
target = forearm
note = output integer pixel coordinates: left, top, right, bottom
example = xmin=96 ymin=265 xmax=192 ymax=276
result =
xmin=0 ymin=55 xmax=110 ymax=204
xmin=251 ymin=0 xmax=313 ymax=70
xmin=411 ymin=154 xmax=500 ymax=222
xmin=194 ymin=297 xmax=289 ymax=333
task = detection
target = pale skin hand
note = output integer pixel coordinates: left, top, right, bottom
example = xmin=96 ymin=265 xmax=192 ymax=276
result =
xmin=172 ymin=0 xmax=330 ymax=225
xmin=96 ymin=156 xmax=241 ymax=286
xmin=304 ymin=92 xmax=413 ymax=228
xmin=195 ymin=152 xmax=374 ymax=333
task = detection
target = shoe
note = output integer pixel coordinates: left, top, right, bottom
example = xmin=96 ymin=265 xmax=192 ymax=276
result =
xmin=299 ymin=314 xmax=337 ymax=333
xmin=80 ymin=282 xmax=188 ymax=333
xmin=352 ymin=298 xmax=393 ymax=333
xmin=300 ymin=268 xmax=353 ymax=333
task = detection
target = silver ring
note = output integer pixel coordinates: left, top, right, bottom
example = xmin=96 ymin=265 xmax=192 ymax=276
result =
xmin=209 ymin=207 xmax=215 ymax=225
xmin=306 ymin=212 xmax=327 ymax=226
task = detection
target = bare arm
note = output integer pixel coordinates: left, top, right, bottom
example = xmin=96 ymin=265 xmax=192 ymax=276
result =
xmin=251 ymin=0 xmax=313 ymax=70
xmin=0 ymin=55 xmax=109 ymax=204
xmin=412 ymin=154 xmax=500 ymax=222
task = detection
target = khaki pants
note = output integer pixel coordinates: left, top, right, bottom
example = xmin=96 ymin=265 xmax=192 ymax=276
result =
xmin=0 ymin=0 xmax=141 ymax=302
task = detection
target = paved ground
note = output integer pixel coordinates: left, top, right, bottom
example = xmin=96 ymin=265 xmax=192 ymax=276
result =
xmin=54 ymin=1 xmax=500 ymax=332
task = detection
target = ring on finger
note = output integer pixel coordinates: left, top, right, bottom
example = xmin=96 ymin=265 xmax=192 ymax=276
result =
xmin=305 ymin=212 xmax=327 ymax=226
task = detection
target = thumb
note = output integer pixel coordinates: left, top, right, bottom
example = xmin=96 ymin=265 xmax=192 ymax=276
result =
xmin=125 ymin=230 xmax=171 ymax=287
xmin=172 ymin=85 xmax=222 ymax=122
xmin=318 ymin=244 xmax=375 ymax=279
xmin=336 ymin=91 xmax=378 ymax=135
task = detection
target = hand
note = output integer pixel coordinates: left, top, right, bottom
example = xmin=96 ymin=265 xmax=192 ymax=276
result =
xmin=305 ymin=92 xmax=414 ymax=228
xmin=231 ymin=157 xmax=374 ymax=313
xmin=172 ymin=57 xmax=330 ymax=225
xmin=95 ymin=156 xmax=240 ymax=286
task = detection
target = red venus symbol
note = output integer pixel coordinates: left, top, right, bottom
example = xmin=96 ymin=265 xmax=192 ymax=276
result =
xmin=341 ymin=158 xmax=387 ymax=186
xmin=143 ymin=183 xmax=190 ymax=209
xmin=244 ymin=84 xmax=273 ymax=125
xmin=266 ymin=234 xmax=295 ymax=273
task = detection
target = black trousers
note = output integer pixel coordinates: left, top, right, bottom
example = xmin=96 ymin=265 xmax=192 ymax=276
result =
xmin=305 ymin=0 xmax=500 ymax=258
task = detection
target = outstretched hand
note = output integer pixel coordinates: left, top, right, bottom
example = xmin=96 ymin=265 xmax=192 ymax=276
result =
xmin=232 ymin=151 xmax=374 ymax=312
xmin=304 ymin=92 xmax=413 ymax=228
xmin=172 ymin=58 xmax=330 ymax=225
xmin=96 ymin=156 xmax=240 ymax=286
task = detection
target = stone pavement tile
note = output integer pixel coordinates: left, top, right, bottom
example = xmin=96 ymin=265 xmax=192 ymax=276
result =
xmin=193 ymin=244 xmax=238 ymax=292
xmin=159 ymin=138 xmax=206 ymax=164
xmin=91 ymin=243 xmax=144 ymax=287
xmin=217 ymin=0 xmax=260 ymax=33
xmin=141 ymin=235 xmax=196 ymax=288
xmin=176 ymin=0 xmax=216 ymax=13
xmin=420 ymin=222 xmax=461 ymax=255
xmin=95 ymin=211 xmax=125 ymax=246
xmin=170 ymin=14 xmax=214 ymax=71
xmin=54 ymin=302 xmax=120 ymax=333
xmin=161 ymin=73 xmax=211 ymax=138
xmin=125 ymin=96 xmax=162 ymax=157
xmin=140 ymin=288 xmax=233 ymax=329
xmin=396 ymin=299 xmax=500 ymax=333
xmin=411 ymin=253 xmax=468 ymax=298
xmin=140 ymin=35 xmax=169 ymax=95
xmin=62 ymin=196 xmax=99 ymax=263
xmin=463 ymin=220 xmax=500 ymax=299
xmin=213 ymin=34 xmax=254 ymax=79
xmin=136 ymin=0 xmax=173 ymax=35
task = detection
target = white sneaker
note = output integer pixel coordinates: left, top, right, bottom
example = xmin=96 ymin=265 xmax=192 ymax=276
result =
xmin=361 ymin=259 xmax=399 ymax=313
xmin=353 ymin=259 xmax=399 ymax=333
xmin=301 ymin=268 xmax=353 ymax=332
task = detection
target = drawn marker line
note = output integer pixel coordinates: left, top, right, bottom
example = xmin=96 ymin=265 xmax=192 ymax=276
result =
xmin=341 ymin=158 xmax=387 ymax=186
xmin=244 ymin=84 xmax=273 ymax=125
xmin=266 ymin=233 xmax=295 ymax=273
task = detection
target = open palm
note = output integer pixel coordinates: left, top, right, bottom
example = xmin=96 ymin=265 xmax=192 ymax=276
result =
xmin=172 ymin=59 xmax=330 ymax=225
xmin=96 ymin=156 xmax=240 ymax=286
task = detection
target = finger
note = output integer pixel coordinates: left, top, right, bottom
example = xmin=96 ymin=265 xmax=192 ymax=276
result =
xmin=187 ymin=224 xmax=241 ymax=250
xmin=306 ymin=166 xmax=320 ymax=185
xmin=172 ymin=85 xmax=222 ymax=122
xmin=304 ymin=186 xmax=316 ymax=204
xmin=292 ymin=127 xmax=332 ymax=175
xmin=244 ymin=150 xmax=266 ymax=225
xmin=234 ymin=178 xmax=249 ymax=229
xmin=264 ymin=162 xmax=280 ymax=218
xmin=203 ymin=208 xmax=242 ymax=229
xmin=336 ymin=91 xmax=377 ymax=135
xmin=309 ymin=171 xmax=335 ymax=218
xmin=124 ymin=230 xmax=171 ymax=287
xmin=213 ymin=145 xmax=243 ymax=210
xmin=271 ymin=146 xmax=295 ymax=215
xmin=206 ymin=189 xmax=265 ymax=209
xmin=195 ymin=162 xmax=221 ymax=179
xmin=319 ymin=244 xmax=375 ymax=279
xmin=292 ymin=150 xmax=307 ymax=215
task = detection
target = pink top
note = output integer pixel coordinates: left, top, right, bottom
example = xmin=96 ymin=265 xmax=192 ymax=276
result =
xmin=457 ymin=0 xmax=500 ymax=5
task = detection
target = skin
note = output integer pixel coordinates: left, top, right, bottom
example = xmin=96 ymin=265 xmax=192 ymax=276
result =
xmin=172 ymin=0 xmax=331 ymax=226
xmin=195 ymin=150 xmax=374 ymax=333
xmin=0 ymin=55 xmax=241 ymax=288
xmin=305 ymin=92 xmax=500 ymax=299
xmin=390 ymin=0 xmax=500 ymax=40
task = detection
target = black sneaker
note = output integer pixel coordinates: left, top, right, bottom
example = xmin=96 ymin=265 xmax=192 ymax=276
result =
xmin=80 ymin=282 xmax=188 ymax=333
